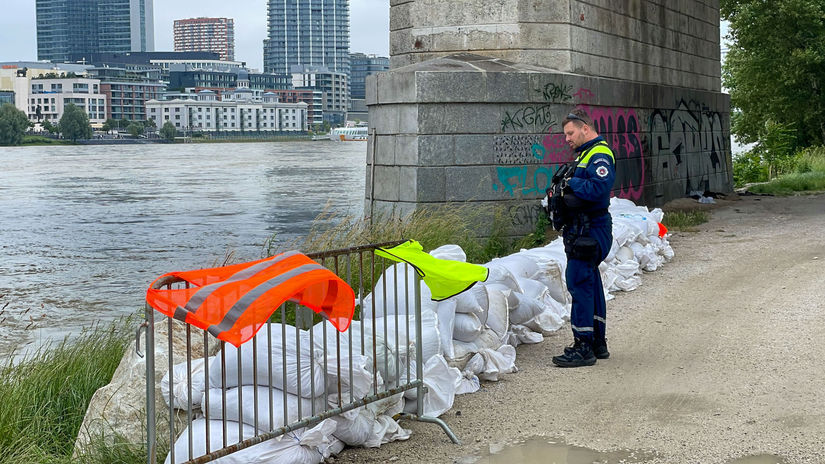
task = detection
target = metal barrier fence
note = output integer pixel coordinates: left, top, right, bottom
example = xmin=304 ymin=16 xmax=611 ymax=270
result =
xmin=140 ymin=241 xmax=459 ymax=464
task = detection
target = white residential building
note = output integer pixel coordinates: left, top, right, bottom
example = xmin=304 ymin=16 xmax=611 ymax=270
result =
xmin=27 ymin=77 xmax=107 ymax=126
xmin=145 ymin=90 xmax=307 ymax=132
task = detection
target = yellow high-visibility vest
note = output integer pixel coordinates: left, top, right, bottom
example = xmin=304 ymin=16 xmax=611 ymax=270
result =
xmin=576 ymin=141 xmax=615 ymax=168
xmin=376 ymin=240 xmax=489 ymax=301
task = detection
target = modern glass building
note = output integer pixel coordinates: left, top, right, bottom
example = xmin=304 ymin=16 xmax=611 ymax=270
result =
xmin=349 ymin=53 xmax=388 ymax=100
xmin=263 ymin=0 xmax=350 ymax=77
xmin=36 ymin=0 xmax=154 ymax=63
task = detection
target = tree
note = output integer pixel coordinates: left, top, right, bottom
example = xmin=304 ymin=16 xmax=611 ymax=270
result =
xmin=160 ymin=121 xmax=177 ymax=141
xmin=722 ymin=0 xmax=825 ymax=148
xmin=127 ymin=122 xmax=144 ymax=137
xmin=58 ymin=103 xmax=92 ymax=142
xmin=42 ymin=119 xmax=58 ymax=134
xmin=0 ymin=103 xmax=30 ymax=146
xmin=144 ymin=118 xmax=156 ymax=129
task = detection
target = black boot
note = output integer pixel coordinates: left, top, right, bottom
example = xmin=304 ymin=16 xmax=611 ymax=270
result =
xmin=552 ymin=339 xmax=597 ymax=367
xmin=592 ymin=338 xmax=609 ymax=359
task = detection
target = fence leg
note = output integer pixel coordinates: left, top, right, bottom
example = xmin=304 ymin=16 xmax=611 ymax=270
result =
xmin=145 ymin=304 xmax=157 ymax=464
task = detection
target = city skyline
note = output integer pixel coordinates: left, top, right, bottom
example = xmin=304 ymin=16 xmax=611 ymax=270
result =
xmin=0 ymin=0 xmax=390 ymax=71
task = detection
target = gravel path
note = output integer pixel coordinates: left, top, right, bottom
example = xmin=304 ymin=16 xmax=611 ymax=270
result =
xmin=334 ymin=193 xmax=825 ymax=464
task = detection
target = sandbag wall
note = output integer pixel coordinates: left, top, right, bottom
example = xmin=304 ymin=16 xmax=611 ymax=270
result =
xmin=161 ymin=197 xmax=673 ymax=463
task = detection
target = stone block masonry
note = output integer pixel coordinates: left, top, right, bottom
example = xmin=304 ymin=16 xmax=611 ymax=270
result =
xmin=365 ymin=54 xmax=731 ymax=236
xmin=390 ymin=0 xmax=721 ymax=93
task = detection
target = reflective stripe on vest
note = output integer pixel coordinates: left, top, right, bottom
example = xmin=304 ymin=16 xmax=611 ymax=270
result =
xmin=376 ymin=240 xmax=489 ymax=301
xmin=576 ymin=141 xmax=615 ymax=168
xmin=146 ymin=252 xmax=355 ymax=346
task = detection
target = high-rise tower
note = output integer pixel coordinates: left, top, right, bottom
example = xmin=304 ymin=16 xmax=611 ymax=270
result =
xmin=36 ymin=0 xmax=154 ymax=63
xmin=263 ymin=0 xmax=350 ymax=76
xmin=174 ymin=18 xmax=235 ymax=62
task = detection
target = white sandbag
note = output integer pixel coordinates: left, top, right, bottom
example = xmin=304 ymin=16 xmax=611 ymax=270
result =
xmin=208 ymin=324 xmax=325 ymax=398
xmin=161 ymin=357 xmax=209 ymax=410
xmin=310 ymin=322 xmax=374 ymax=400
xmin=483 ymin=283 xmax=519 ymax=311
xmin=523 ymin=309 xmax=565 ymax=335
xmin=361 ymin=263 xmax=438 ymax=319
xmin=514 ymin=277 xmax=550 ymax=301
xmin=428 ymin=244 xmax=467 ymax=262
xmin=453 ymin=312 xmax=483 ymax=342
xmin=614 ymin=245 xmax=635 ymax=263
xmin=364 ymin=415 xmax=412 ymax=448
xmin=436 ymin=299 xmax=457 ymax=360
xmin=475 ymin=345 xmax=517 ymax=381
xmin=456 ymin=353 xmax=483 ymax=394
xmin=331 ymin=393 xmax=406 ymax=447
xmin=487 ymin=255 xmax=540 ymax=280
xmin=508 ymin=292 xmax=546 ymax=325
xmin=483 ymin=287 xmax=510 ymax=343
xmin=451 ymin=328 xmax=505 ymax=366
xmin=482 ymin=264 xmax=522 ymax=293
xmin=164 ymin=419 xmax=338 ymax=464
xmin=453 ymin=285 xmax=487 ymax=319
xmin=346 ymin=320 xmax=398 ymax=386
xmin=507 ymin=324 xmax=544 ymax=346
xmin=401 ymin=355 xmax=461 ymax=418
xmin=201 ymin=385 xmax=326 ymax=432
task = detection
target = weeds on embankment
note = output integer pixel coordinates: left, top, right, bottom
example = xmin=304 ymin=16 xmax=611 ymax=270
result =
xmin=662 ymin=210 xmax=710 ymax=231
xmin=0 ymin=319 xmax=138 ymax=464
xmin=744 ymin=146 xmax=825 ymax=195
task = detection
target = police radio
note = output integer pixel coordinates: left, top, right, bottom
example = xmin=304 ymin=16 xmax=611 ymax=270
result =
xmin=544 ymin=162 xmax=575 ymax=231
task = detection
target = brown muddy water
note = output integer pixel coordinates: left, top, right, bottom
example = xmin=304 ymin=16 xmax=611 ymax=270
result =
xmin=0 ymin=141 xmax=366 ymax=358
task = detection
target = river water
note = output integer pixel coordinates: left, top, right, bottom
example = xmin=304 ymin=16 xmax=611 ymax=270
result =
xmin=0 ymin=141 xmax=367 ymax=357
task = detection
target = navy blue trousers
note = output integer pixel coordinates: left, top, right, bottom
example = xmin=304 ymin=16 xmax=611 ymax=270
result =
xmin=563 ymin=215 xmax=612 ymax=343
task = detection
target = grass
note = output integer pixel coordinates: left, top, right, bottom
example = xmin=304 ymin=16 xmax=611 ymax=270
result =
xmin=662 ymin=210 xmax=710 ymax=231
xmin=741 ymin=145 xmax=825 ymax=195
xmin=0 ymin=319 xmax=136 ymax=464
xmin=21 ymin=135 xmax=71 ymax=145
xmin=747 ymin=171 xmax=825 ymax=195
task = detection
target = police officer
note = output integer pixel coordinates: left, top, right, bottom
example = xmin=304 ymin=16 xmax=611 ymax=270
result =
xmin=551 ymin=108 xmax=616 ymax=368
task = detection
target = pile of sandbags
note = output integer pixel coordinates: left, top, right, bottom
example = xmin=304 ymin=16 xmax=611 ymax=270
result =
xmin=159 ymin=198 xmax=674 ymax=463
xmin=161 ymin=323 xmax=411 ymax=463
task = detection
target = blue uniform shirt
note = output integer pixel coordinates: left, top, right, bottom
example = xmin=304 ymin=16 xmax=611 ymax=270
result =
xmin=566 ymin=136 xmax=616 ymax=212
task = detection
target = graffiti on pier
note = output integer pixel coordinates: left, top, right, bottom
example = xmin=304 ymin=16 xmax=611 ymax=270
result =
xmin=493 ymin=135 xmax=544 ymax=164
xmin=501 ymin=104 xmax=557 ymax=133
xmin=493 ymin=164 xmax=562 ymax=197
xmin=535 ymin=82 xmax=573 ymax=103
xmin=648 ymin=100 xmax=728 ymax=197
xmin=509 ymin=204 xmax=546 ymax=227
xmin=586 ymin=106 xmax=645 ymax=201
xmin=573 ymin=87 xmax=595 ymax=104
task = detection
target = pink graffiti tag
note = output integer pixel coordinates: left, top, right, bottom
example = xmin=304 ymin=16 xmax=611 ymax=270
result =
xmin=573 ymin=87 xmax=595 ymax=104
xmin=583 ymin=105 xmax=646 ymax=202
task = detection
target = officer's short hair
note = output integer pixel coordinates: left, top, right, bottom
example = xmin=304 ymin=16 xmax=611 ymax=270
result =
xmin=562 ymin=108 xmax=593 ymax=128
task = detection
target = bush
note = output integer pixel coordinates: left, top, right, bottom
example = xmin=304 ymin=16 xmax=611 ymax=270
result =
xmin=733 ymin=150 xmax=769 ymax=187
xmin=159 ymin=121 xmax=177 ymax=141
xmin=0 ymin=103 xmax=30 ymax=146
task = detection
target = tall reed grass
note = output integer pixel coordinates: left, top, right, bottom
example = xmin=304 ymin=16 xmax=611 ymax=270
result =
xmin=0 ymin=319 xmax=134 ymax=463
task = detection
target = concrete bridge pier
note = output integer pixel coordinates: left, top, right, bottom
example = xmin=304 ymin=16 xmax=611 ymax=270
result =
xmin=367 ymin=0 xmax=732 ymax=236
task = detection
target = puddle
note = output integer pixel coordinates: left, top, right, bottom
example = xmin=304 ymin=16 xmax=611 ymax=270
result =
xmin=464 ymin=437 xmax=657 ymax=464
xmin=726 ymin=456 xmax=787 ymax=464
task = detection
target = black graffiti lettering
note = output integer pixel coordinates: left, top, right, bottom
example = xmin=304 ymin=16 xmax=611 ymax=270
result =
xmin=536 ymin=82 xmax=573 ymax=102
xmin=500 ymin=104 xmax=557 ymax=133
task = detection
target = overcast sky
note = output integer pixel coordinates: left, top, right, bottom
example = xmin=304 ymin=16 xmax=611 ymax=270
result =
xmin=0 ymin=0 xmax=390 ymax=70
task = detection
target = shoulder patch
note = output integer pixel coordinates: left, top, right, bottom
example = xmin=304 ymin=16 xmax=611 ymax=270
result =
xmin=592 ymin=158 xmax=610 ymax=166
xmin=596 ymin=165 xmax=609 ymax=178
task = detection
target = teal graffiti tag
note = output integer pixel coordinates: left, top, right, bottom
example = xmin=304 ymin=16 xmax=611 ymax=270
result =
xmin=494 ymin=165 xmax=559 ymax=197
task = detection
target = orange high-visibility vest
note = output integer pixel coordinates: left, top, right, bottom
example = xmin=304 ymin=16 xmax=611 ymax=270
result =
xmin=146 ymin=251 xmax=355 ymax=347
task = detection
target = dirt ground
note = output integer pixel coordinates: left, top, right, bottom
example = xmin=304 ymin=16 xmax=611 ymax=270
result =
xmin=335 ymin=192 xmax=825 ymax=464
